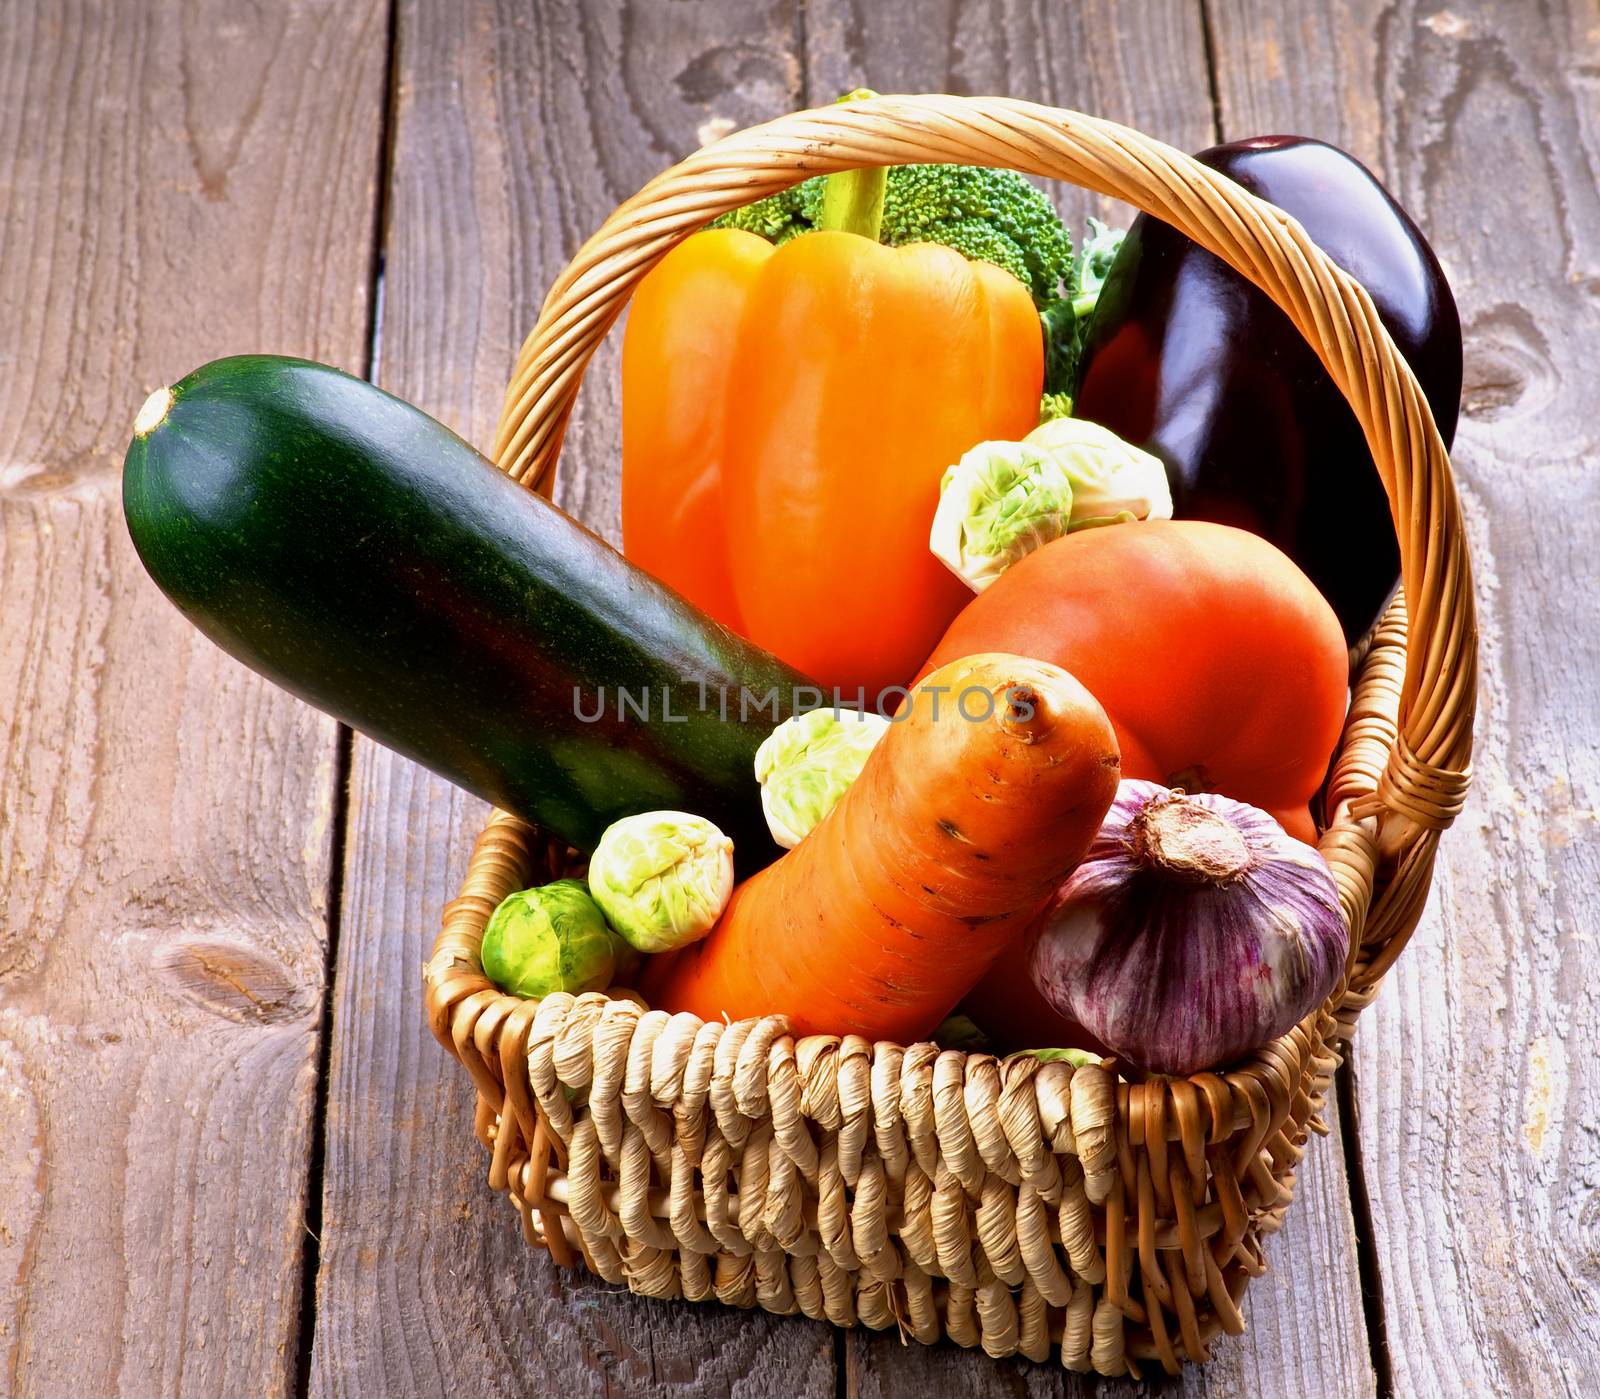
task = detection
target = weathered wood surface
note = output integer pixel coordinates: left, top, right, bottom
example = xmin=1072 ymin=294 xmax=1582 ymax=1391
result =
xmin=10 ymin=0 xmax=1593 ymax=1394
xmin=308 ymin=2 xmax=836 ymax=1394
xmin=1210 ymin=1 xmax=1600 ymax=1394
xmin=0 ymin=1 xmax=386 ymax=1395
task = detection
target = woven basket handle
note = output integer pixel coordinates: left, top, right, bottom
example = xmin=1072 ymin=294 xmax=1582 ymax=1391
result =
xmin=492 ymin=93 xmax=1475 ymax=862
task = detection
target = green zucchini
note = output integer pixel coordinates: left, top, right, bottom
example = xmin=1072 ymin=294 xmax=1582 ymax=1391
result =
xmin=123 ymin=355 xmax=814 ymax=863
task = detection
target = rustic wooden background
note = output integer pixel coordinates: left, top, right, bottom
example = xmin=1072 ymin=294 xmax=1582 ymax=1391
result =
xmin=3 ymin=1 xmax=1597 ymax=1395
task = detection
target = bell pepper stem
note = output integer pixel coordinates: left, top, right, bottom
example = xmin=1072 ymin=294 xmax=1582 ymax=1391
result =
xmin=815 ymin=87 xmax=886 ymax=241
xmin=816 ymin=166 xmax=887 ymax=240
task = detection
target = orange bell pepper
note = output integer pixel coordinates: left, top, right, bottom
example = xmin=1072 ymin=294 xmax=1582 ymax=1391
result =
xmin=621 ymin=229 xmax=767 ymax=633
xmin=621 ymin=169 xmax=1043 ymax=697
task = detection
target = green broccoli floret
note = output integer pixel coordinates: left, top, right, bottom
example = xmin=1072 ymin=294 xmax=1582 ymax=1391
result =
xmin=1070 ymin=216 xmax=1125 ymax=312
xmin=709 ymin=181 xmax=816 ymax=245
xmin=876 ymin=165 xmax=1073 ymax=307
xmin=1042 ymin=218 xmax=1128 ymax=397
xmin=710 ymin=164 xmax=1072 ymax=308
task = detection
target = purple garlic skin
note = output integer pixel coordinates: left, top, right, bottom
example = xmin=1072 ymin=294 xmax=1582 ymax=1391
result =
xmin=1029 ymin=780 xmax=1349 ymax=1076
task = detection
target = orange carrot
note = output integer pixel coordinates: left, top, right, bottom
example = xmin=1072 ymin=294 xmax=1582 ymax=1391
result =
xmin=639 ymin=654 xmax=1121 ymax=1041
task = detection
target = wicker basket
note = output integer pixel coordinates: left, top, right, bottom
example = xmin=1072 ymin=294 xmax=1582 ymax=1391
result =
xmin=423 ymin=95 xmax=1477 ymax=1376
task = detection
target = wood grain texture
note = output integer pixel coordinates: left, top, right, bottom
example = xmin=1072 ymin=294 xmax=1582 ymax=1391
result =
xmin=1207 ymin=1 xmax=1600 ymax=1394
xmin=803 ymin=0 xmax=1220 ymax=234
xmin=0 ymin=0 xmax=385 ymax=1394
xmin=804 ymin=3 xmax=1376 ymax=1390
xmin=308 ymin=1 xmax=836 ymax=1394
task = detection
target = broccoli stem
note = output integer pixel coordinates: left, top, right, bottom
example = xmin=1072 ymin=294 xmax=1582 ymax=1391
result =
xmin=815 ymin=88 xmax=886 ymax=242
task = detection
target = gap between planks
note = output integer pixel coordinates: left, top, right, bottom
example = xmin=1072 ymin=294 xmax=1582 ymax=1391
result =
xmin=291 ymin=0 xmax=403 ymax=1388
xmin=1338 ymin=1060 xmax=1396 ymax=1398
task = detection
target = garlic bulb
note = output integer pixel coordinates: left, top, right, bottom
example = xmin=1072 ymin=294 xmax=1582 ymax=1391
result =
xmin=1028 ymin=781 xmax=1348 ymax=1075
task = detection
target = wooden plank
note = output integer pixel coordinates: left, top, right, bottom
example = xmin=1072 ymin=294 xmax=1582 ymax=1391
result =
xmin=806 ymin=2 xmax=1375 ymax=1391
xmin=805 ymin=1 xmax=1210 ymax=136
xmin=308 ymin=2 xmax=837 ymax=1394
xmin=803 ymin=0 xmax=1218 ymax=233
xmin=1208 ymin=1 xmax=1600 ymax=1393
xmin=0 ymin=1 xmax=386 ymax=1395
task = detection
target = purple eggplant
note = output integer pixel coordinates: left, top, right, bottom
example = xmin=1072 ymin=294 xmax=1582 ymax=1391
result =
xmin=1074 ymin=136 xmax=1462 ymax=645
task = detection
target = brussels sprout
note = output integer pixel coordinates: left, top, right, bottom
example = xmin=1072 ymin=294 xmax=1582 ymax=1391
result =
xmin=480 ymin=879 xmax=616 ymax=998
xmin=754 ymin=708 xmax=889 ymax=849
xmin=929 ymin=418 xmax=1173 ymax=592
xmin=1026 ymin=417 xmax=1172 ymax=532
xmin=929 ymin=439 xmax=1076 ymax=592
xmin=588 ymin=811 xmax=735 ymax=953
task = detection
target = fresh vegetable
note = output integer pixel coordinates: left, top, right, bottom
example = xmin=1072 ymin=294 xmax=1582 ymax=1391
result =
xmin=928 ymin=418 xmax=1171 ymax=591
xmin=929 ymin=439 xmax=1076 ymax=593
xmin=709 ymin=161 xmax=1074 ymax=307
xmin=587 ymin=811 xmax=735 ymax=953
xmin=1026 ymin=418 xmax=1172 ymax=529
xmin=1075 ymin=135 xmax=1462 ymax=644
xmin=1029 ymin=781 xmax=1349 ymax=1075
xmin=920 ymin=520 xmax=1347 ymax=840
xmin=1041 ymin=216 xmax=1125 ymax=399
xmin=624 ymin=124 xmax=1048 ymax=694
xmin=639 ymin=654 xmax=1122 ymax=1041
xmin=754 ymin=707 xmax=889 ymax=849
xmin=624 ymin=91 xmax=1062 ymax=691
xmin=480 ymin=880 xmax=616 ymax=998
xmin=123 ymin=355 xmax=811 ymax=863
xmin=620 ymin=228 xmax=767 ymax=631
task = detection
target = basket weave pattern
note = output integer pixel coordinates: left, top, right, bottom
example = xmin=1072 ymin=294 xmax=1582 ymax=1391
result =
xmin=424 ymin=96 xmax=1477 ymax=1375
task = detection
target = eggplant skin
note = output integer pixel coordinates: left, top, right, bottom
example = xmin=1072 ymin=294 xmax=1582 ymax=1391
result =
xmin=122 ymin=354 xmax=807 ymax=865
xmin=1075 ymin=136 xmax=1463 ymax=646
